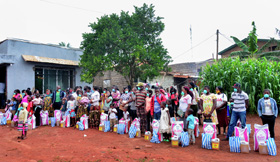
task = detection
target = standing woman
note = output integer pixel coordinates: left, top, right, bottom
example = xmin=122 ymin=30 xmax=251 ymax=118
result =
xmin=111 ymin=86 xmax=121 ymax=119
xmin=215 ymin=86 xmax=228 ymax=135
xmin=32 ymin=93 xmax=43 ymax=127
xmin=44 ymin=89 xmax=53 ymax=117
xmin=170 ymin=87 xmax=178 ymax=117
xmin=13 ymin=89 xmax=22 ymax=114
xmin=199 ymin=86 xmax=218 ymax=124
xmin=257 ymin=89 xmax=278 ymax=138
xmin=178 ymin=86 xmax=193 ymax=130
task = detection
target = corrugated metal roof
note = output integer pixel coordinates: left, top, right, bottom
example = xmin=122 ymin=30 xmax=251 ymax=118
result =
xmin=22 ymin=55 xmax=79 ymax=66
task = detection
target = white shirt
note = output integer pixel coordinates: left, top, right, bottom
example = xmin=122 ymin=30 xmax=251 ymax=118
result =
xmin=179 ymin=94 xmax=192 ymax=112
xmin=91 ymin=91 xmax=100 ymax=106
xmin=0 ymin=82 xmax=5 ymax=93
xmin=263 ymin=99 xmax=273 ymax=115
xmin=72 ymin=93 xmax=78 ymax=100
xmin=109 ymin=108 xmax=117 ymax=119
xmin=32 ymin=98 xmax=42 ymax=105
xmin=215 ymin=93 xmax=228 ymax=108
xmin=231 ymin=91 xmax=248 ymax=112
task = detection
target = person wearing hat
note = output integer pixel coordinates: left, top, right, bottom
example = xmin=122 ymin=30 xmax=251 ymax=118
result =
xmin=223 ymin=83 xmax=249 ymax=141
xmin=135 ymin=82 xmax=147 ymax=135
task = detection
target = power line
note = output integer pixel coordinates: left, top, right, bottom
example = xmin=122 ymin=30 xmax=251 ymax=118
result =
xmin=40 ymin=0 xmax=106 ymax=15
xmin=219 ymin=32 xmax=234 ymax=44
xmin=173 ymin=33 xmax=216 ymax=60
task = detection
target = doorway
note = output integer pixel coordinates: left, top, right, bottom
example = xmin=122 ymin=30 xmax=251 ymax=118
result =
xmin=0 ymin=65 xmax=7 ymax=109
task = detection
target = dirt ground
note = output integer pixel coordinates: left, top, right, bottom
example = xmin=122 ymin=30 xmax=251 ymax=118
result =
xmin=0 ymin=115 xmax=279 ymax=162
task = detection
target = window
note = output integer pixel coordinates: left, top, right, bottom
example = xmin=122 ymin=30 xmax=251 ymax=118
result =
xmin=35 ymin=68 xmax=75 ymax=93
xmin=269 ymin=46 xmax=277 ymax=51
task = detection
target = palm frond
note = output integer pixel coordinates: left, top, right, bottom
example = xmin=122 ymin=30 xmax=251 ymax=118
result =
xmin=261 ymin=56 xmax=280 ymax=62
xmin=247 ymin=21 xmax=258 ymax=54
xmin=230 ymin=36 xmax=249 ymax=52
xmin=230 ymin=51 xmax=250 ymax=58
xmin=258 ymin=51 xmax=280 ymax=57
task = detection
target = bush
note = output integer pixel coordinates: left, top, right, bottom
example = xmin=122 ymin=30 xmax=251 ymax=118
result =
xmin=200 ymin=57 xmax=280 ymax=113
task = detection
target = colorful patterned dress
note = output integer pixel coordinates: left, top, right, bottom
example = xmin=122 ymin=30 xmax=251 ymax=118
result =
xmin=200 ymin=93 xmax=218 ymax=124
xmin=44 ymin=94 xmax=53 ymax=117
xmin=111 ymin=91 xmax=120 ymax=108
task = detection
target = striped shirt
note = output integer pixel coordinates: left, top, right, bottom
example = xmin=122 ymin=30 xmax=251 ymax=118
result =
xmin=231 ymin=91 xmax=248 ymax=112
xmin=136 ymin=90 xmax=147 ymax=108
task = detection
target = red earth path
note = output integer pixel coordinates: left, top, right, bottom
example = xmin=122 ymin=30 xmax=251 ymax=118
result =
xmin=0 ymin=115 xmax=279 ymax=162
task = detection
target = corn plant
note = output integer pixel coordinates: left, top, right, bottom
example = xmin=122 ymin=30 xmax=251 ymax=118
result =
xmin=200 ymin=57 xmax=280 ymax=113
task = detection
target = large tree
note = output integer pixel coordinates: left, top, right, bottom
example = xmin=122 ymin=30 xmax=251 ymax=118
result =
xmin=230 ymin=22 xmax=280 ymax=61
xmin=80 ymin=3 xmax=172 ymax=85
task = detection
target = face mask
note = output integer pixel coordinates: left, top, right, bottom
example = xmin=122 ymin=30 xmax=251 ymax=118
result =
xmin=13 ymin=93 xmax=16 ymax=95
xmin=203 ymin=90 xmax=207 ymax=94
xmin=137 ymin=87 xmax=141 ymax=90
xmin=103 ymin=91 xmax=106 ymax=94
xmin=145 ymin=88 xmax=148 ymax=91
xmin=79 ymin=94 xmax=81 ymax=97
xmin=264 ymin=94 xmax=269 ymax=98
xmin=125 ymin=91 xmax=128 ymax=94
xmin=112 ymin=89 xmax=115 ymax=92
xmin=166 ymin=104 xmax=168 ymax=107
xmin=181 ymin=92 xmax=184 ymax=96
xmin=58 ymin=89 xmax=61 ymax=92
xmin=147 ymin=93 xmax=149 ymax=97
xmin=190 ymin=88 xmax=193 ymax=91
xmin=172 ymin=92 xmax=174 ymax=94
xmin=22 ymin=93 xmax=25 ymax=97
xmin=47 ymin=92 xmax=50 ymax=95
xmin=131 ymin=92 xmax=134 ymax=94
xmin=234 ymin=88 xmax=237 ymax=92
xmin=87 ymin=92 xmax=90 ymax=96
xmin=216 ymin=90 xmax=220 ymax=94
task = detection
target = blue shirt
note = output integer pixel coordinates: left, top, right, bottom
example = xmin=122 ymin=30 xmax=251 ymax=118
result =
xmin=186 ymin=114 xmax=195 ymax=129
xmin=11 ymin=101 xmax=17 ymax=111
xmin=154 ymin=95 xmax=161 ymax=113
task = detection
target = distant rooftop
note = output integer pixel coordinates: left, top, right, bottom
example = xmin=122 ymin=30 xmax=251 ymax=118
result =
xmin=218 ymin=38 xmax=277 ymax=55
xmin=0 ymin=38 xmax=83 ymax=51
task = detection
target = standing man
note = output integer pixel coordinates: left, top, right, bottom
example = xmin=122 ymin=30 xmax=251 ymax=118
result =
xmin=91 ymin=86 xmax=100 ymax=110
xmin=0 ymin=82 xmax=5 ymax=109
xmin=223 ymin=83 xmax=249 ymax=141
xmin=135 ymin=82 xmax=147 ymax=135
xmin=52 ymin=86 xmax=65 ymax=111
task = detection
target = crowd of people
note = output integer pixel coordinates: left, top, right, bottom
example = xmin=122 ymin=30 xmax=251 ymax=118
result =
xmin=3 ymin=82 xmax=277 ymax=143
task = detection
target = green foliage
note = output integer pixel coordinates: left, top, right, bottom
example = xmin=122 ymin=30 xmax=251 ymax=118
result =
xmin=200 ymin=57 xmax=280 ymax=113
xmin=80 ymin=3 xmax=172 ymax=85
xmin=230 ymin=22 xmax=280 ymax=60
xmin=58 ymin=42 xmax=71 ymax=48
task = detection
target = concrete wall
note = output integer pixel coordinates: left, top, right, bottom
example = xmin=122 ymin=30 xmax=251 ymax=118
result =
xmin=0 ymin=40 xmax=8 ymax=54
xmin=92 ymin=71 xmax=129 ymax=91
xmin=148 ymin=75 xmax=174 ymax=89
xmin=1 ymin=39 xmax=91 ymax=98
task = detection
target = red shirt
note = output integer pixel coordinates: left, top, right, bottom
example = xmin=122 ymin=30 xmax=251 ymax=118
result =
xmin=150 ymin=94 xmax=166 ymax=116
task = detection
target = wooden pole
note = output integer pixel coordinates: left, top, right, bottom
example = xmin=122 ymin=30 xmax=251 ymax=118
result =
xmin=216 ymin=29 xmax=219 ymax=60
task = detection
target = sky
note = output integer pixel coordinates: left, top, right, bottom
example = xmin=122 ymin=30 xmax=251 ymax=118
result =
xmin=0 ymin=0 xmax=279 ymax=64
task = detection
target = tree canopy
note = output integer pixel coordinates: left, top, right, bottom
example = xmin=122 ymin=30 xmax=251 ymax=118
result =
xmin=230 ymin=22 xmax=280 ymax=61
xmin=80 ymin=3 xmax=172 ymax=85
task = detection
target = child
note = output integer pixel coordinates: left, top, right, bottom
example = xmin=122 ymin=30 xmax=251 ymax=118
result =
xmin=145 ymin=90 xmax=153 ymax=131
xmin=89 ymin=105 xmax=100 ymax=129
xmin=159 ymin=101 xmax=171 ymax=142
xmin=109 ymin=106 xmax=118 ymax=132
xmin=17 ymin=103 xmax=28 ymax=140
xmin=166 ymin=99 xmax=174 ymax=118
xmin=60 ymin=98 xmax=67 ymax=116
xmin=186 ymin=109 xmax=195 ymax=144
xmin=9 ymin=98 xmax=17 ymax=120
xmin=67 ymin=95 xmax=76 ymax=127
xmin=123 ymin=106 xmax=130 ymax=132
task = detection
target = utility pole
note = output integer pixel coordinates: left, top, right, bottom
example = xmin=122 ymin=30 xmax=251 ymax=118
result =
xmin=216 ymin=29 xmax=219 ymax=60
